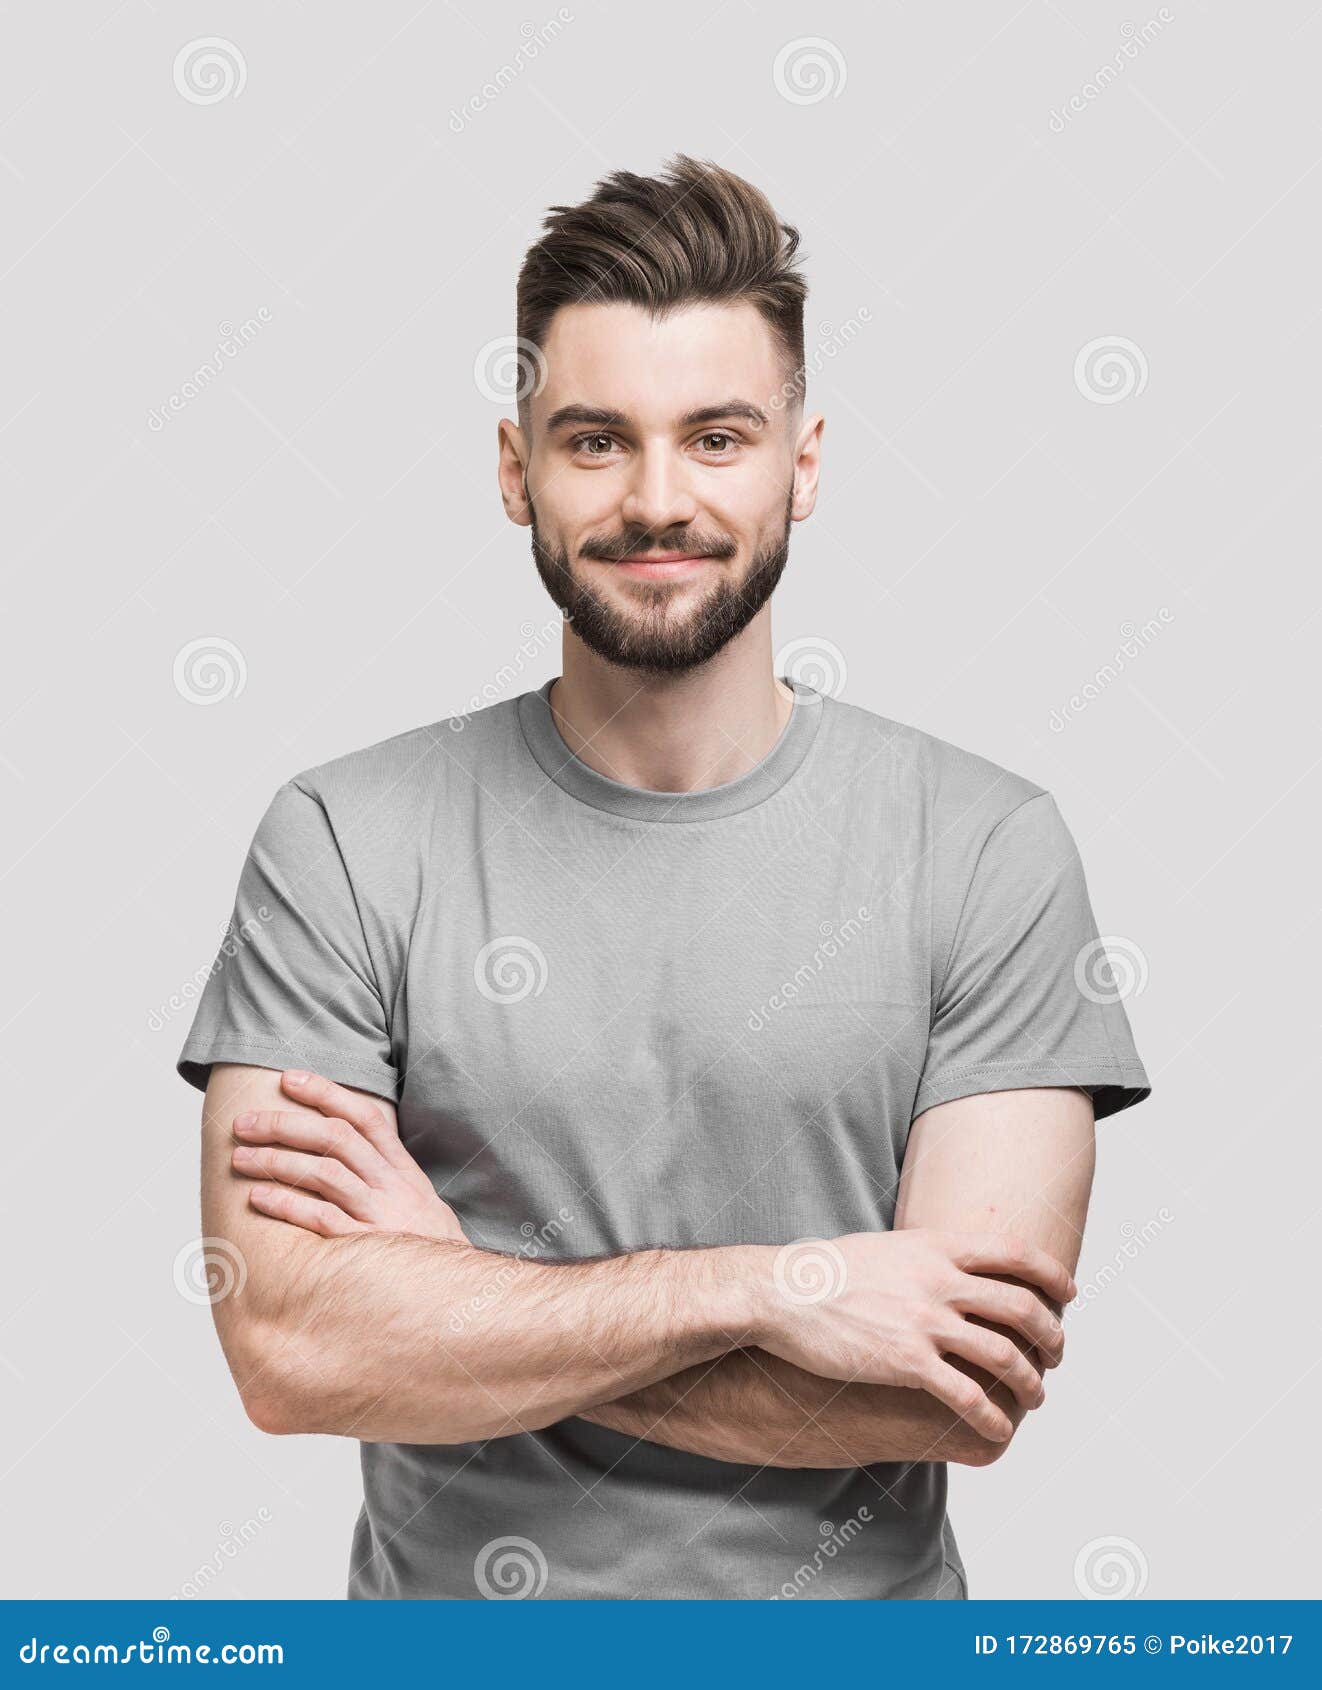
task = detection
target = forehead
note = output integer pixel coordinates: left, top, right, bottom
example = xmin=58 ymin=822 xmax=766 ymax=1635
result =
xmin=534 ymin=299 xmax=787 ymax=425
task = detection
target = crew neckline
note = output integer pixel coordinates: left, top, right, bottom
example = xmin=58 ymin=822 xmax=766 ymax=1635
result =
xmin=516 ymin=675 xmax=824 ymax=823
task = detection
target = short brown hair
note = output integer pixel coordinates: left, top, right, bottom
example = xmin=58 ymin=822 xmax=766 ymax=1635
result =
xmin=515 ymin=154 xmax=808 ymax=426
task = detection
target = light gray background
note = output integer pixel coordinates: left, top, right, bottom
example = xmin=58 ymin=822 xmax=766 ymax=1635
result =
xmin=3 ymin=0 xmax=1318 ymax=1600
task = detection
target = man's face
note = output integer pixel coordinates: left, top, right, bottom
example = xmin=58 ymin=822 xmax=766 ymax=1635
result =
xmin=513 ymin=300 xmax=809 ymax=675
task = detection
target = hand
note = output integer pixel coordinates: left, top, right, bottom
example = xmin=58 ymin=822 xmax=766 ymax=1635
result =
xmin=230 ymin=1070 xmax=466 ymax=1244
xmin=754 ymin=1230 xmax=1076 ymax=1442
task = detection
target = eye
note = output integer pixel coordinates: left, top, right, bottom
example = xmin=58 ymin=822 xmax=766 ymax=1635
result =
xmin=572 ymin=432 xmax=620 ymax=457
xmin=696 ymin=431 xmax=738 ymax=455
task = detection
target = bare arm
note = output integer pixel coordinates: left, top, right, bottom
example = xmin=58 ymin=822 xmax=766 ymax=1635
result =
xmin=202 ymin=1064 xmax=764 ymax=1443
xmin=582 ymin=1087 xmax=1095 ymax=1466
xmin=204 ymin=1067 xmax=1073 ymax=1449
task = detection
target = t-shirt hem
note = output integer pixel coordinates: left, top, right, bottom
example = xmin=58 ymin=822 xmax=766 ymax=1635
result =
xmin=176 ymin=1035 xmax=399 ymax=1101
xmin=912 ymin=1058 xmax=1151 ymax=1123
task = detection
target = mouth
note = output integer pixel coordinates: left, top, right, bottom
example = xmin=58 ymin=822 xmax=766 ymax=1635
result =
xmin=609 ymin=553 xmax=715 ymax=580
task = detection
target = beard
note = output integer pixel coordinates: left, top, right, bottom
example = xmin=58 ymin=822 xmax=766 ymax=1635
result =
xmin=529 ymin=490 xmax=793 ymax=675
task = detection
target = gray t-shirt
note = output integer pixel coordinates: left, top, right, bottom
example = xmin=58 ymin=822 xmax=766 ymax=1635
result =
xmin=178 ymin=675 xmax=1150 ymax=1600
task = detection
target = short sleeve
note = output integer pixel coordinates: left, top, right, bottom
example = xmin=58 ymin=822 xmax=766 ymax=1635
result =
xmin=913 ymin=792 xmax=1151 ymax=1122
xmin=176 ymin=781 xmax=398 ymax=1099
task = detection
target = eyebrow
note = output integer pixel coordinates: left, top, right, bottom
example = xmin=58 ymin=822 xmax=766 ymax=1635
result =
xmin=543 ymin=399 xmax=771 ymax=433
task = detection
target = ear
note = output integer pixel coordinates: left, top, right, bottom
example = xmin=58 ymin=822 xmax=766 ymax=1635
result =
xmin=497 ymin=419 xmax=533 ymax=527
xmin=791 ymin=411 xmax=824 ymax=521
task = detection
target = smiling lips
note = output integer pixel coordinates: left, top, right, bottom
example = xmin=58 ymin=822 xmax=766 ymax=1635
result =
xmin=610 ymin=553 xmax=714 ymax=580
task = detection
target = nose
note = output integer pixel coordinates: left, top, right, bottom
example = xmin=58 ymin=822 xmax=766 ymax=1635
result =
xmin=619 ymin=444 xmax=699 ymax=535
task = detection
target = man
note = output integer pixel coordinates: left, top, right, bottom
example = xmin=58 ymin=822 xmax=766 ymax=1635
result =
xmin=178 ymin=155 xmax=1151 ymax=1601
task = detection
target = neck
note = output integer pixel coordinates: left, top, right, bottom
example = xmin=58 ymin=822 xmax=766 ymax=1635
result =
xmin=547 ymin=630 xmax=795 ymax=795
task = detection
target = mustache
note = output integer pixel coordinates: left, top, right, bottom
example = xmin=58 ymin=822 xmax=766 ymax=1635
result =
xmin=577 ymin=532 xmax=740 ymax=564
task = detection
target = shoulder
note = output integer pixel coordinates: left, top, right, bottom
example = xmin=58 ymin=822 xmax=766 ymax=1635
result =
xmin=282 ymin=691 xmax=527 ymax=824
xmin=816 ymin=693 xmax=1051 ymax=842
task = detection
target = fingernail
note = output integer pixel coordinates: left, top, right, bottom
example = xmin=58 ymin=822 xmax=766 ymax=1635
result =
xmin=284 ymin=1070 xmax=310 ymax=1086
xmin=234 ymin=1112 xmax=256 ymax=1132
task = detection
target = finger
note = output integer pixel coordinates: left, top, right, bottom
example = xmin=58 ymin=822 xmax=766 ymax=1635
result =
xmin=233 ymin=1109 xmax=387 ymax=1184
xmin=232 ymin=1143 xmax=376 ymax=1222
xmin=919 ymin=1358 xmax=1015 ymax=1443
xmin=935 ymin=1317 xmax=1045 ymax=1410
xmin=247 ymin=1180 xmax=366 ymax=1237
xmin=954 ymin=1276 xmax=1065 ymax=1366
xmin=948 ymin=1233 xmax=1077 ymax=1304
xmin=280 ymin=1071 xmax=412 ymax=1171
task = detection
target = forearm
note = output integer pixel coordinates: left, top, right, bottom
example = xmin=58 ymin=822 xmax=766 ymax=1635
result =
xmin=580 ymin=1342 xmax=1023 ymax=1468
xmin=236 ymin=1228 xmax=767 ymax=1444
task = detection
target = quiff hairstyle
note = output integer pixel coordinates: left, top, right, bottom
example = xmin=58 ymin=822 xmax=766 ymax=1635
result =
xmin=515 ymin=154 xmax=808 ymax=429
